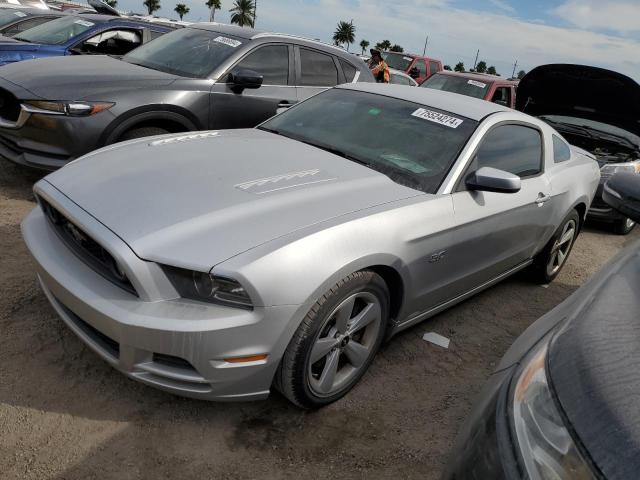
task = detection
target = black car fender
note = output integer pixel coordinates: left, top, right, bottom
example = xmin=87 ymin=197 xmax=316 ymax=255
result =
xmin=100 ymin=105 xmax=202 ymax=146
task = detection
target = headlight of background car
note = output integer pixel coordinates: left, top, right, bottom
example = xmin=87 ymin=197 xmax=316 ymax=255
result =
xmin=163 ymin=265 xmax=253 ymax=309
xmin=23 ymin=100 xmax=114 ymax=116
xmin=512 ymin=344 xmax=596 ymax=480
xmin=600 ymin=159 xmax=640 ymax=177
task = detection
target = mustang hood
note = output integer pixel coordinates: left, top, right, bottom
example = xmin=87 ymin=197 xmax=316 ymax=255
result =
xmin=517 ymin=64 xmax=640 ymax=140
xmin=43 ymin=129 xmax=422 ymax=269
xmin=0 ymin=55 xmax=177 ymax=98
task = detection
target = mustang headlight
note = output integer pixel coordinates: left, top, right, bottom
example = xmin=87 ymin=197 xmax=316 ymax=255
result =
xmin=23 ymin=100 xmax=115 ymax=116
xmin=512 ymin=344 xmax=595 ymax=480
xmin=600 ymin=160 xmax=640 ymax=176
xmin=163 ymin=265 xmax=253 ymax=309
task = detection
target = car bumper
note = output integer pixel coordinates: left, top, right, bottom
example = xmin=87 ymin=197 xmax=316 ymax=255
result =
xmin=441 ymin=367 xmax=522 ymax=480
xmin=0 ymin=108 xmax=115 ymax=171
xmin=21 ymin=193 xmax=301 ymax=402
xmin=587 ymin=183 xmax=626 ymax=223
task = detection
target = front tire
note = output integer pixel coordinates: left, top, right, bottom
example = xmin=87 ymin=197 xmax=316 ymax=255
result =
xmin=530 ymin=210 xmax=580 ymax=284
xmin=275 ymin=271 xmax=389 ymax=409
xmin=613 ymin=217 xmax=636 ymax=235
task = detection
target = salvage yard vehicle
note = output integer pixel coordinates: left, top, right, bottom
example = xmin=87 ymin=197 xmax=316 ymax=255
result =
xmin=422 ymin=71 xmax=518 ymax=108
xmin=0 ymin=6 xmax=63 ymax=38
xmin=518 ymin=64 xmax=640 ymax=234
xmin=443 ymin=171 xmax=640 ymax=480
xmin=22 ymin=84 xmax=599 ymax=408
xmin=382 ymin=51 xmax=442 ymax=84
xmin=0 ymin=24 xmax=373 ymax=170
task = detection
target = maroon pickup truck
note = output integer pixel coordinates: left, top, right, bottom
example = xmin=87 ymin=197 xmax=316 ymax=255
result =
xmin=421 ymin=71 xmax=518 ymax=108
xmin=381 ymin=51 xmax=443 ymax=84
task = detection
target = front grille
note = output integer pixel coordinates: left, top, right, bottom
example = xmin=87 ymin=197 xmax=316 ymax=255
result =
xmin=39 ymin=197 xmax=138 ymax=296
xmin=0 ymin=87 xmax=21 ymax=122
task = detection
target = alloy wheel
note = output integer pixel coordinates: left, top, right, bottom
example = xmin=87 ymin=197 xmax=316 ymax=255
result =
xmin=546 ymin=219 xmax=577 ymax=277
xmin=307 ymin=292 xmax=382 ymax=397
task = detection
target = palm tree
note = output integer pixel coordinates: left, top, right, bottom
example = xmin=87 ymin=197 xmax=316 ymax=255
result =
xmin=389 ymin=44 xmax=403 ymax=52
xmin=174 ymin=3 xmax=189 ymax=19
xmin=454 ymin=61 xmax=465 ymax=72
xmin=205 ymin=0 xmax=221 ymax=21
xmin=105 ymin=0 xmax=117 ymax=7
xmin=332 ymin=20 xmax=355 ymax=51
xmin=143 ymin=0 xmax=160 ymax=15
xmin=229 ymin=0 xmax=255 ymax=27
xmin=359 ymin=39 xmax=369 ymax=55
xmin=379 ymin=40 xmax=391 ymax=51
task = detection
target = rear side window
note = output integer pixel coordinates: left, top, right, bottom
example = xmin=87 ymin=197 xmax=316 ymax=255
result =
xmin=473 ymin=125 xmax=542 ymax=178
xmin=234 ymin=45 xmax=289 ymax=85
xmin=415 ymin=59 xmax=427 ymax=77
xmin=340 ymin=59 xmax=357 ymax=82
xmin=491 ymin=87 xmax=512 ymax=107
xmin=429 ymin=61 xmax=439 ymax=77
xmin=299 ymin=48 xmax=338 ymax=86
xmin=4 ymin=17 xmax=52 ymax=36
xmin=553 ymin=135 xmax=572 ymax=163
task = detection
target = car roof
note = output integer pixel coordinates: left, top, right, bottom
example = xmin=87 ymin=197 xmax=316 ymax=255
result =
xmin=339 ymin=82 xmax=511 ymax=121
xmin=383 ymin=51 xmax=439 ymax=61
xmin=190 ymin=22 xmax=350 ymax=55
xmin=437 ymin=70 xmax=517 ymax=85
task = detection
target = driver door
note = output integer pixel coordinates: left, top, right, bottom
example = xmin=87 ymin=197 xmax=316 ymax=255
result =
xmin=209 ymin=43 xmax=296 ymax=129
xmin=445 ymin=124 xmax=557 ymax=298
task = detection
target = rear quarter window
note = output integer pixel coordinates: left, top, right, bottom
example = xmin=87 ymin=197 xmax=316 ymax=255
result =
xmin=553 ymin=134 xmax=572 ymax=163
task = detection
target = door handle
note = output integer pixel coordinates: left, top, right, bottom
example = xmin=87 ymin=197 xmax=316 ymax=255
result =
xmin=535 ymin=193 xmax=551 ymax=206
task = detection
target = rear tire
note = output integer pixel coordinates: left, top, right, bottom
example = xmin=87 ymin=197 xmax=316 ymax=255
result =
xmin=275 ymin=271 xmax=389 ymax=409
xmin=119 ymin=126 xmax=169 ymax=142
xmin=530 ymin=209 xmax=580 ymax=284
xmin=613 ymin=217 xmax=636 ymax=235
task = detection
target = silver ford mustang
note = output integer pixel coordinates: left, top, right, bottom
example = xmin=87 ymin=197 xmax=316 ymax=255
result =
xmin=22 ymin=84 xmax=600 ymax=408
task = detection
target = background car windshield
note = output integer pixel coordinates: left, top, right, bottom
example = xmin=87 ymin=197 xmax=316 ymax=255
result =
xmin=260 ymin=89 xmax=478 ymax=193
xmin=421 ymin=74 xmax=490 ymax=99
xmin=382 ymin=52 xmax=412 ymax=71
xmin=0 ymin=10 xmax=30 ymax=28
xmin=15 ymin=16 xmax=95 ymax=44
xmin=123 ymin=28 xmax=245 ymax=78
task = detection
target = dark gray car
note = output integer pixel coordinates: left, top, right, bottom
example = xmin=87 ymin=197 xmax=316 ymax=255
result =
xmin=0 ymin=23 xmax=374 ymax=170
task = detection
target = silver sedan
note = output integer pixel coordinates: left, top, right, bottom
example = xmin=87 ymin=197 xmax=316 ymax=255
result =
xmin=22 ymin=84 xmax=600 ymax=408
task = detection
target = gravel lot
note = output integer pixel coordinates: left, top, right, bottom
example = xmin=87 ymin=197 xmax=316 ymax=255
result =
xmin=1 ymin=157 xmax=636 ymax=480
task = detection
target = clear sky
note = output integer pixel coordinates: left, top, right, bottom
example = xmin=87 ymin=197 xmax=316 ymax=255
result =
xmin=114 ymin=0 xmax=640 ymax=80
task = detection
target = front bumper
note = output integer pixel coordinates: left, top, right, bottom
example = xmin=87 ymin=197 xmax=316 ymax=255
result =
xmin=441 ymin=367 xmax=521 ymax=480
xmin=587 ymin=183 xmax=626 ymax=223
xmin=21 ymin=186 xmax=302 ymax=402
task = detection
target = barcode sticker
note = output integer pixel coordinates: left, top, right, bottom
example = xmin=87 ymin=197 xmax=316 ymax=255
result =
xmin=411 ymin=108 xmax=464 ymax=128
xmin=467 ymin=80 xmax=487 ymax=88
xmin=213 ymin=36 xmax=242 ymax=48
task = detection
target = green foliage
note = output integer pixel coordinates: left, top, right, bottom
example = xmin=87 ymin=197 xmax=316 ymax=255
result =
xmin=333 ymin=20 xmax=356 ymax=51
xmin=206 ymin=0 xmax=221 ymax=21
xmin=229 ymin=0 xmax=256 ymax=27
xmin=487 ymin=65 xmax=497 ymax=75
xmin=517 ymin=70 xmax=527 ymax=79
xmin=476 ymin=60 xmax=487 ymax=73
xmin=389 ymin=44 xmax=403 ymax=52
xmin=174 ymin=2 xmax=189 ymax=19
xmin=443 ymin=65 xmax=452 ymax=71
xmin=359 ymin=39 xmax=369 ymax=55
xmin=143 ymin=0 xmax=160 ymax=15
xmin=454 ymin=61 xmax=465 ymax=72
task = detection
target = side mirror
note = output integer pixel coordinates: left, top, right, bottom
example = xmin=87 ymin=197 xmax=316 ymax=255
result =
xmin=229 ymin=69 xmax=263 ymax=92
xmin=602 ymin=172 xmax=640 ymax=223
xmin=466 ymin=166 xmax=521 ymax=193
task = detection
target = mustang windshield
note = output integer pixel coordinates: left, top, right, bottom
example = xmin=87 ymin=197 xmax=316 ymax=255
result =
xmin=260 ymin=89 xmax=478 ymax=193
xmin=123 ymin=28 xmax=246 ymax=78
xmin=421 ymin=74 xmax=491 ymax=100
xmin=15 ymin=16 xmax=97 ymax=44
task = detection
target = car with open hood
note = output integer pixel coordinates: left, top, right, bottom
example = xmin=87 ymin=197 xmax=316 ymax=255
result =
xmin=443 ymin=170 xmax=640 ymax=480
xmin=0 ymin=23 xmax=373 ymax=170
xmin=21 ymin=84 xmax=599 ymax=407
xmin=517 ymin=64 xmax=640 ymax=234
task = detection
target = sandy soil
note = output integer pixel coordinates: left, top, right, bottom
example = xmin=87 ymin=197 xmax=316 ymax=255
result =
xmin=1 ymin=157 xmax=636 ymax=480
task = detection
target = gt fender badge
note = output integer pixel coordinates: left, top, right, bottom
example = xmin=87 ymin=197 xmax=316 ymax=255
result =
xmin=429 ymin=250 xmax=447 ymax=263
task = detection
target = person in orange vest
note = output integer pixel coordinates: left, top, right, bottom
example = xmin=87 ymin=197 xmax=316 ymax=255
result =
xmin=368 ymin=48 xmax=390 ymax=83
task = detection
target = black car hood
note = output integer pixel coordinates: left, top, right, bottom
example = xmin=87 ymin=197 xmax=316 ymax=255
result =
xmin=0 ymin=55 xmax=177 ymax=99
xmin=548 ymin=243 xmax=640 ymax=480
xmin=517 ymin=64 xmax=640 ymax=140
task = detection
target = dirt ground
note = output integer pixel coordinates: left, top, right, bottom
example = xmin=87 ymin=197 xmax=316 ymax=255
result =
xmin=1 ymin=157 xmax=637 ymax=480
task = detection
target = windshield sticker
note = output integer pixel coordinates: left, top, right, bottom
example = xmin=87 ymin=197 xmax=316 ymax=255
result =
xmin=467 ymin=80 xmax=487 ymax=88
xmin=14 ymin=11 xmax=27 ymax=17
xmin=403 ymin=56 xmax=413 ymax=61
xmin=213 ymin=36 xmax=242 ymax=48
xmin=74 ymin=19 xmax=95 ymax=27
xmin=411 ymin=108 xmax=464 ymax=129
